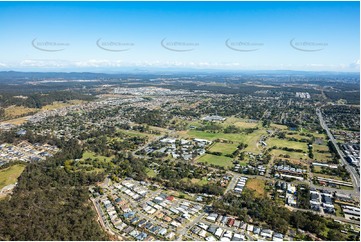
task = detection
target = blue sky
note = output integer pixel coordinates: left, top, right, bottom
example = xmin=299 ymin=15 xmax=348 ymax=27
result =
xmin=0 ymin=1 xmax=359 ymax=72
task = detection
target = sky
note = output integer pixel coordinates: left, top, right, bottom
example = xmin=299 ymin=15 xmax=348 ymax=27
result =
xmin=0 ymin=1 xmax=359 ymax=72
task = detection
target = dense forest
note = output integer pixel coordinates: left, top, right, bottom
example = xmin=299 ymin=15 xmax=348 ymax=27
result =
xmin=0 ymin=90 xmax=94 ymax=109
xmin=0 ymin=142 xmax=108 ymax=241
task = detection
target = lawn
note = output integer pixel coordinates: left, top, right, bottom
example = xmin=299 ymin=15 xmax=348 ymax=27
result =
xmin=245 ymin=178 xmax=266 ymax=198
xmin=196 ymin=154 xmax=233 ymax=168
xmin=267 ymin=138 xmax=308 ymax=152
xmin=208 ymin=142 xmax=239 ymax=155
xmin=0 ymin=164 xmax=26 ymax=190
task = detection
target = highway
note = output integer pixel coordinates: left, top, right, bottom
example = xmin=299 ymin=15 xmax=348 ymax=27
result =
xmin=316 ymin=108 xmax=360 ymax=196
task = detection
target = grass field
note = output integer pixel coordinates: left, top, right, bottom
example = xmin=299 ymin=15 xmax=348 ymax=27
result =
xmin=270 ymin=149 xmax=308 ymax=159
xmin=270 ymin=123 xmax=288 ymax=130
xmin=181 ymin=129 xmax=267 ymax=153
xmin=168 ymin=190 xmax=194 ymax=201
xmin=313 ymin=144 xmax=330 ymax=152
xmin=181 ymin=177 xmax=209 ymax=186
xmin=180 ymin=124 xmax=252 ymax=142
xmin=334 ymin=203 xmax=343 ymax=217
xmin=196 ymin=154 xmax=233 ymax=168
xmin=245 ymin=178 xmax=266 ymax=198
xmin=233 ymin=121 xmax=258 ymax=129
xmin=312 ymin=132 xmax=328 ymax=140
xmin=4 ymin=106 xmax=37 ymax=118
xmin=81 ymin=151 xmax=114 ymax=162
xmin=208 ymin=142 xmax=239 ymax=155
xmin=223 ymin=117 xmax=259 ymax=129
xmin=313 ymin=144 xmax=333 ymax=162
xmin=117 ymin=129 xmax=152 ymax=138
xmin=41 ymin=100 xmax=84 ymax=111
xmin=313 ymin=166 xmax=322 ymax=172
xmin=0 ymin=164 xmax=26 ymax=190
xmin=237 ymin=161 xmax=248 ymax=166
xmin=0 ymin=116 xmax=30 ymax=125
xmin=243 ymin=129 xmax=268 ymax=153
xmin=286 ymin=133 xmax=312 ymax=141
xmin=146 ymin=168 xmax=157 ymax=178
xmin=267 ymin=138 xmax=308 ymax=152
xmin=313 ymin=152 xmax=333 ymax=162
xmin=1 ymin=100 xmax=85 ymax=125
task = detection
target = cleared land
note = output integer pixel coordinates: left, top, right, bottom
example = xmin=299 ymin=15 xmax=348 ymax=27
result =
xmin=41 ymin=100 xmax=84 ymax=110
xmin=4 ymin=106 xmax=37 ymax=118
xmin=182 ymin=129 xmax=266 ymax=153
xmin=117 ymin=129 xmax=152 ymax=138
xmin=181 ymin=177 xmax=209 ymax=186
xmin=313 ymin=144 xmax=333 ymax=162
xmin=0 ymin=164 xmax=26 ymax=190
xmin=208 ymin=142 xmax=239 ymax=155
xmin=81 ymin=151 xmax=113 ymax=163
xmin=267 ymin=138 xmax=308 ymax=152
xmin=1 ymin=100 xmax=86 ymax=125
xmin=270 ymin=123 xmax=288 ymax=130
xmin=245 ymin=178 xmax=266 ymax=198
xmin=334 ymin=203 xmax=343 ymax=217
xmin=233 ymin=121 xmax=259 ymax=129
xmin=223 ymin=117 xmax=259 ymax=129
xmin=286 ymin=133 xmax=312 ymax=141
xmin=146 ymin=168 xmax=157 ymax=178
xmin=196 ymin=154 xmax=233 ymax=168
xmin=270 ymin=149 xmax=308 ymax=160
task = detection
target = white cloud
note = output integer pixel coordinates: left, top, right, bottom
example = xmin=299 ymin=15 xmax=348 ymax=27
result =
xmin=0 ymin=59 xmax=359 ymax=72
xmin=19 ymin=59 xmax=71 ymax=68
xmin=349 ymin=59 xmax=360 ymax=69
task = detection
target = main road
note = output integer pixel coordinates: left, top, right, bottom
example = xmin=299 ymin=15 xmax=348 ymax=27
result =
xmin=316 ymin=108 xmax=360 ymax=196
